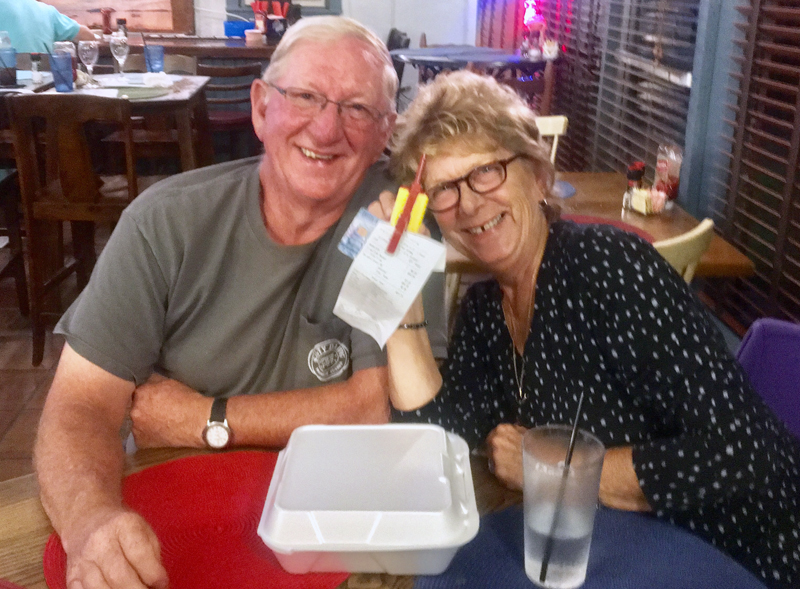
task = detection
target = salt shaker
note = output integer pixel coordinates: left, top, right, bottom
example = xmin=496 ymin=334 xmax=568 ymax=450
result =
xmin=31 ymin=54 xmax=42 ymax=84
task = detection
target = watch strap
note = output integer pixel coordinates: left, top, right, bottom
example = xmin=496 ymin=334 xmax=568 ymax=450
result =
xmin=209 ymin=397 xmax=228 ymax=424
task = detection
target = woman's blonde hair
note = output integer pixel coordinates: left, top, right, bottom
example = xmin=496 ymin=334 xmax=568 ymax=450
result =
xmin=390 ymin=70 xmax=554 ymax=197
xmin=263 ymin=16 xmax=398 ymax=114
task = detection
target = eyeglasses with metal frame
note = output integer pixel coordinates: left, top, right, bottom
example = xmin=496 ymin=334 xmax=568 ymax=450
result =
xmin=425 ymin=154 xmax=529 ymax=212
xmin=269 ymin=83 xmax=385 ymax=127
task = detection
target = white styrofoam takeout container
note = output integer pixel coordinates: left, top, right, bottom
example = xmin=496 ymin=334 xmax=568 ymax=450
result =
xmin=257 ymin=424 xmax=479 ymax=575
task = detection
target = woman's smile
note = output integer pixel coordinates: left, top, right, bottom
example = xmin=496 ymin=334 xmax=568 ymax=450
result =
xmin=465 ymin=212 xmax=506 ymax=235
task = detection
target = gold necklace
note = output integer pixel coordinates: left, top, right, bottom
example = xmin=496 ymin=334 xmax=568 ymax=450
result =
xmin=502 ymin=206 xmax=549 ymax=411
xmin=503 ymin=286 xmax=535 ymax=409
xmin=508 ymin=310 xmax=528 ymax=406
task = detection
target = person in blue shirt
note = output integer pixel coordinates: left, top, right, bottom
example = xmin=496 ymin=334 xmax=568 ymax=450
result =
xmin=0 ymin=0 xmax=95 ymax=53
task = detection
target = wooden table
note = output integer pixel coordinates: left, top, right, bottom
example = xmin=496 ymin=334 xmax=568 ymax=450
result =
xmin=445 ymin=172 xmax=756 ymax=279
xmin=100 ymin=34 xmax=277 ymax=61
xmin=51 ymin=74 xmax=215 ymax=171
xmin=0 ymin=448 xmax=518 ymax=589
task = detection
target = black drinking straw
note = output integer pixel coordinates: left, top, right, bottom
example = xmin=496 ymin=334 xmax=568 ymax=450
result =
xmin=539 ymin=391 xmax=585 ymax=583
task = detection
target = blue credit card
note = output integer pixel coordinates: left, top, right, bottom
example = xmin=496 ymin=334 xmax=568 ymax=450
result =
xmin=338 ymin=208 xmax=379 ymax=259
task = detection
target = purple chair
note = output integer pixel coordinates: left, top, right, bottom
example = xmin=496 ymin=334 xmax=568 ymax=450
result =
xmin=736 ymin=318 xmax=800 ymax=439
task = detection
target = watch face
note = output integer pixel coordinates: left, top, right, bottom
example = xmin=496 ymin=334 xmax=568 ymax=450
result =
xmin=204 ymin=423 xmax=230 ymax=449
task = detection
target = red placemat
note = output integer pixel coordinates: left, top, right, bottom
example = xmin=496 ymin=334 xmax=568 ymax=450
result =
xmin=0 ymin=580 xmax=26 ymax=589
xmin=563 ymin=214 xmax=655 ymax=243
xmin=43 ymin=451 xmax=349 ymax=589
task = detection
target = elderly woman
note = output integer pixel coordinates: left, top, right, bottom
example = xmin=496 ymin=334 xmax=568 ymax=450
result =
xmin=371 ymin=71 xmax=799 ymax=589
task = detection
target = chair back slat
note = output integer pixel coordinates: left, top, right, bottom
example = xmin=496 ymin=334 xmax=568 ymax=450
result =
xmin=196 ymin=63 xmax=262 ymax=78
xmin=197 ymin=63 xmax=262 ymax=108
xmin=534 ymin=115 xmax=568 ymax=164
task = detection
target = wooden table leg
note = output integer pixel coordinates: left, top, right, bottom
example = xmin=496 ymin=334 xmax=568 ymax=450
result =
xmin=193 ymin=94 xmax=215 ymax=168
xmin=540 ymin=60 xmax=555 ymax=116
xmin=175 ymin=108 xmax=197 ymax=171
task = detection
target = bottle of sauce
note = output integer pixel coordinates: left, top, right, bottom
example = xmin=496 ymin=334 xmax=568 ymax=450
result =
xmin=623 ymin=161 xmax=645 ymax=211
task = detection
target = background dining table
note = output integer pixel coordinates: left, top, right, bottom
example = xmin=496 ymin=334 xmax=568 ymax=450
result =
xmin=2 ymin=72 xmax=214 ymax=172
xmin=54 ymin=73 xmax=215 ymax=171
xmin=0 ymin=444 xmax=767 ymax=589
xmin=445 ymin=172 xmax=756 ymax=279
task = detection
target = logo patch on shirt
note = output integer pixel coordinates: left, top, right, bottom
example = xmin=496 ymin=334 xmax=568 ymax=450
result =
xmin=308 ymin=339 xmax=349 ymax=382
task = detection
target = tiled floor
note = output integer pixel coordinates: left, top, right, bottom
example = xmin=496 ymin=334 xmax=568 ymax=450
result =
xmin=0 ymin=249 xmax=65 ymax=484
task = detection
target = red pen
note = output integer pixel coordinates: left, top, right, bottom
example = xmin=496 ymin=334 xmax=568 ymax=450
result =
xmin=387 ymin=154 xmax=427 ymax=254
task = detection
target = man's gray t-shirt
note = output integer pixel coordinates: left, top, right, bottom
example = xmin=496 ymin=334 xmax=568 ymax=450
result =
xmin=56 ymin=157 xmax=444 ymax=397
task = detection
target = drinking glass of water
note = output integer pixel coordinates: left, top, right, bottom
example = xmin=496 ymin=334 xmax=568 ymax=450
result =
xmin=109 ymin=33 xmax=129 ymax=82
xmin=523 ymin=425 xmax=605 ymax=589
xmin=78 ymin=40 xmax=99 ymax=87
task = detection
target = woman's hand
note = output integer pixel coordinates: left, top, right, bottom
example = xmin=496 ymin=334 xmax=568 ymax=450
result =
xmin=367 ymin=190 xmax=397 ymax=223
xmin=486 ymin=423 xmax=528 ymax=490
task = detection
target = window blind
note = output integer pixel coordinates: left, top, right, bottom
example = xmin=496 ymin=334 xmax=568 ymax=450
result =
xmin=589 ymin=0 xmax=698 ymax=183
xmin=703 ymin=0 xmax=800 ymax=326
xmin=538 ymin=0 xmax=605 ymax=171
xmin=538 ymin=0 xmax=699 ymax=177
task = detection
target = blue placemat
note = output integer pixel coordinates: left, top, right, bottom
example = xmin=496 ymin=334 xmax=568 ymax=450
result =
xmin=414 ymin=505 xmax=767 ymax=589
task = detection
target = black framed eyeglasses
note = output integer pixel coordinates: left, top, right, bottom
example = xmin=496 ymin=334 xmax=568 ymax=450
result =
xmin=269 ymin=83 xmax=385 ymax=127
xmin=425 ymin=154 xmax=529 ymax=212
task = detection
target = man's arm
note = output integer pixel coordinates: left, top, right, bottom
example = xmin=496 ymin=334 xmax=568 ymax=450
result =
xmin=73 ymin=26 xmax=98 ymax=42
xmin=130 ymin=366 xmax=390 ymax=448
xmin=35 ymin=343 xmax=168 ymax=589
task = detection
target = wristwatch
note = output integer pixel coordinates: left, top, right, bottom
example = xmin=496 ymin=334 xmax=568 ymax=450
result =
xmin=202 ymin=398 xmax=231 ymax=449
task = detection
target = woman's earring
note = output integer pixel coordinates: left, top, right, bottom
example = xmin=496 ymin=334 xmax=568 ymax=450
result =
xmin=539 ymin=198 xmax=560 ymax=223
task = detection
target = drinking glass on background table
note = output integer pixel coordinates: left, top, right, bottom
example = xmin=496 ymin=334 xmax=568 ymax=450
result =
xmin=51 ymin=52 xmax=74 ymax=92
xmin=78 ymin=40 xmax=99 ymax=87
xmin=0 ymin=46 xmax=16 ymax=87
xmin=52 ymin=41 xmax=77 ymax=81
xmin=109 ymin=33 xmax=129 ymax=82
xmin=523 ymin=425 xmax=605 ymax=589
xmin=144 ymin=44 xmax=165 ymax=73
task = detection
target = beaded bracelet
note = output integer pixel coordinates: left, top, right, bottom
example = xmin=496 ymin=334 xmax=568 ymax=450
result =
xmin=398 ymin=320 xmax=429 ymax=330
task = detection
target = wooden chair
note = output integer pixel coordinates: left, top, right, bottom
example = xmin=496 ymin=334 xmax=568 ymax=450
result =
xmin=9 ymin=94 xmax=164 ymax=365
xmin=164 ymin=54 xmax=196 ymax=75
xmin=0 ymin=97 xmax=29 ymax=316
xmin=0 ymin=171 xmax=29 ymax=317
xmin=534 ymin=115 xmax=568 ymax=163
xmin=99 ymin=56 xmax=198 ymax=169
xmin=653 ymin=218 xmax=715 ymax=282
xmin=123 ymin=53 xmax=147 ymax=73
xmin=196 ymin=62 xmax=263 ymax=160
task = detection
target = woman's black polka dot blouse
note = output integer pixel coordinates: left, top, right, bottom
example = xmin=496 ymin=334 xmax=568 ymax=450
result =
xmin=395 ymin=220 xmax=800 ymax=588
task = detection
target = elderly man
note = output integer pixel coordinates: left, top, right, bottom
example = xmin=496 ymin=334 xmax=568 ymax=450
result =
xmin=34 ymin=16 xmax=443 ymax=589
xmin=0 ymin=0 xmax=96 ymax=53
